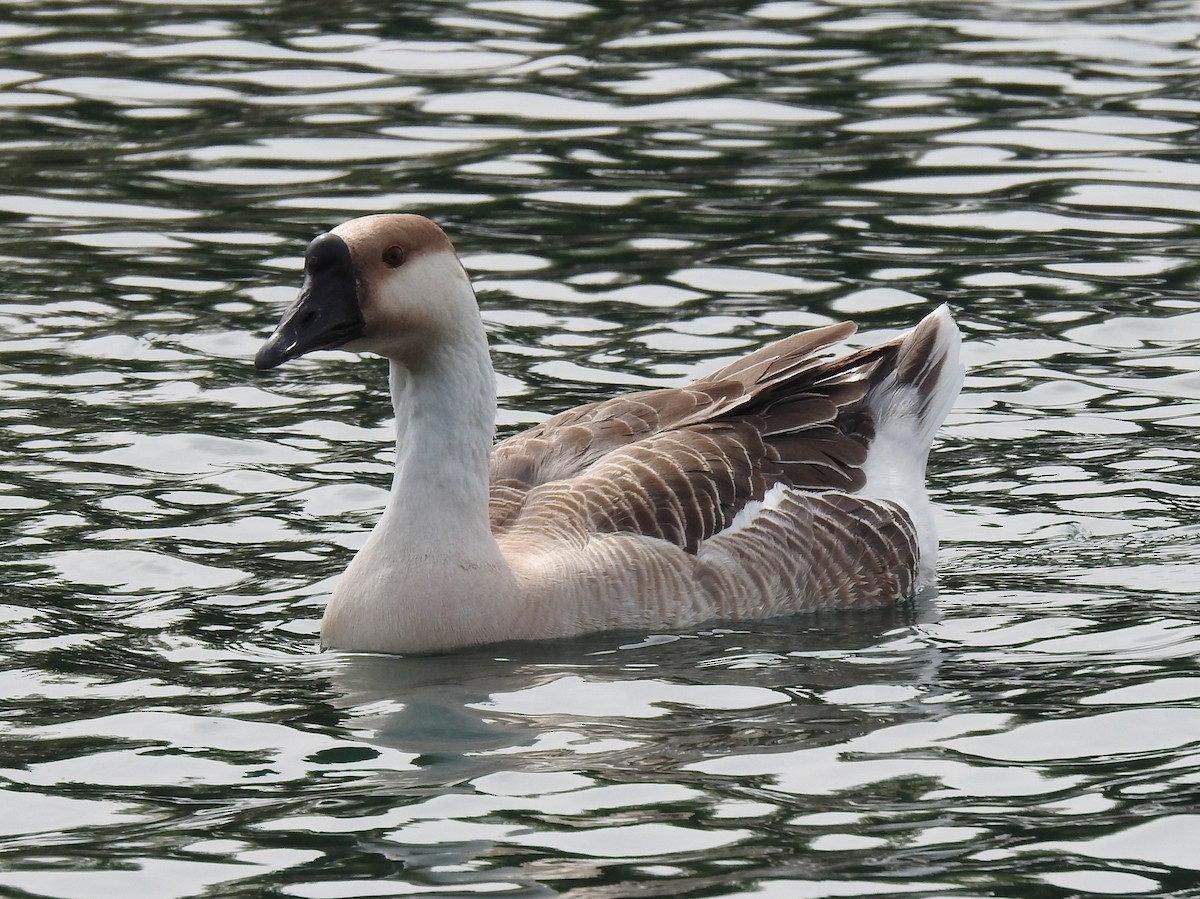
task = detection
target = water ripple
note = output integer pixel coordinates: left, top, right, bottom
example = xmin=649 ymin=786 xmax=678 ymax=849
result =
xmin=2 ymin=0 xmax=1200 ymax=896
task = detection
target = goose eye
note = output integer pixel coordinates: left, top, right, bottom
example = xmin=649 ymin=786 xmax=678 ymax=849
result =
xmin=382 ymin=245 xmax=406 ymax=267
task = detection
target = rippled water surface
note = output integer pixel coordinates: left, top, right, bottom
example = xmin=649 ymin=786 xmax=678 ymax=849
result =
xmin=3 ymin=1 xmax=1200 ymax=896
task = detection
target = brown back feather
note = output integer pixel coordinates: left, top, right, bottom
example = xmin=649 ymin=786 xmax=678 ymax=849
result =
xmin=489 ymin=323 xmax=902 ymax=552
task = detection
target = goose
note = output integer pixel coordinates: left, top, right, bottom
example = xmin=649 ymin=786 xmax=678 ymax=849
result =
xmin=255 ymin=214 xmax=963 ymax=655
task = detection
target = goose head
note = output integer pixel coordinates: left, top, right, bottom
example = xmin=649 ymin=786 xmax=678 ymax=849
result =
xmin=255 ymin=213 xmax=475 ymax=370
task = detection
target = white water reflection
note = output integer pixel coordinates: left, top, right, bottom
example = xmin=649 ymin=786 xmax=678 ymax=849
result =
xmin=1030 ymin=815 xmax=1200 ymax=872
xmin=690 ymin=712 xmax=1086 ymax=796
xmin=474 ymin=675 xmax=790 ymax=717
xmin=422 ymin=90 xmax=843 ymax=122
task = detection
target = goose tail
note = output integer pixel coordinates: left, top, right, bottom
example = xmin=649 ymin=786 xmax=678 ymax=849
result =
xmin=857 ymin=304 xmax=964 ymax=585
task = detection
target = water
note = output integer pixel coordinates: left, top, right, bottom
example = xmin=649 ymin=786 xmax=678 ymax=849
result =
xmin=2 ymin=0 xmax=1199 ymax=896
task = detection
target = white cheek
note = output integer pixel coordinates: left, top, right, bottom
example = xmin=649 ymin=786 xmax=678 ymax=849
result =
xmin=376 ymin=258 xmax=472 ymax=326
xmin=346 ymin=248 xmax=480 ymax=364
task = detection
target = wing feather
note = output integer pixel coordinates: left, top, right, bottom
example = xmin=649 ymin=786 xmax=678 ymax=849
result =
xmin=489 ymin=322 xmax=902 ymax=553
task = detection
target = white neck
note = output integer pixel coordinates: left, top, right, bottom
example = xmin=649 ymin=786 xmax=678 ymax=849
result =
xmin=378 ymin=336 xmax=497 ymax=555
xmin=323 ymin=308 xmax=524 ymax=653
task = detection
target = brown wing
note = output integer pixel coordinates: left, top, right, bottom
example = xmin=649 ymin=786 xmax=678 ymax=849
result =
xmin=488 ymin=322 xmax=902 ymax=551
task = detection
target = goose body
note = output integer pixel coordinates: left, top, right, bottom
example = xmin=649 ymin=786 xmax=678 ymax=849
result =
xmin=256 ymin=214 xmax=963 ymax=654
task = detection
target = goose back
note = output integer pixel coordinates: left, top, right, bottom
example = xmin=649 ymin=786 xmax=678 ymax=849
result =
xmin=488 ymin=322 xmax=908 ymax=554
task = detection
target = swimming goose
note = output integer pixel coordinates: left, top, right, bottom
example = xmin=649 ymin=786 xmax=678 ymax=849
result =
xmin=255 ymin=214 xmax=963 ymax=654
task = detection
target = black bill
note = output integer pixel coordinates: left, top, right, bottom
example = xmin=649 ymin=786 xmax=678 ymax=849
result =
xmin=255 ymin=232 xmax=364 ymax=370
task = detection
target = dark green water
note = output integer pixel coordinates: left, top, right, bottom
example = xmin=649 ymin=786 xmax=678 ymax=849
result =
xmin=2 ymin=1 xmax=1200 ymax=897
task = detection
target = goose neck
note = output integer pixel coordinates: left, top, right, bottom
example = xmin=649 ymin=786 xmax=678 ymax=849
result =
xmin=379 ymin=341 xmax=496 ymax=551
